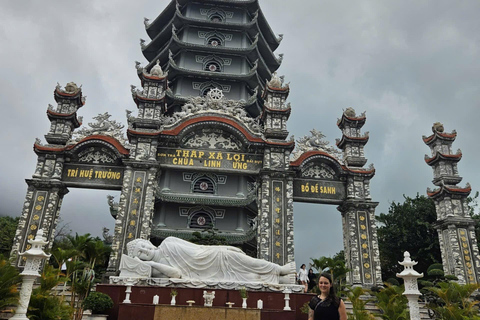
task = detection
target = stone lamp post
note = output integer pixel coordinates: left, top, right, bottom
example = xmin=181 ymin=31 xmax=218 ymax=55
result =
xmin=397 ymin=251 xmax=423 ymax=320
xmin=11 ymin=229 xmax=51 ymax=320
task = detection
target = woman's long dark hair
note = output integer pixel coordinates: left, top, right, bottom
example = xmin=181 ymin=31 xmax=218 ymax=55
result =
xmin=319 ymin=272 xmax=340 ymax=307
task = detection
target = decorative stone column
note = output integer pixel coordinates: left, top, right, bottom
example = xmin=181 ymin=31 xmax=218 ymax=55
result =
xmin=423 ymin=123 xmax=480 ymax=284
xmin=397 ymin=251 xmax=423 ymax=320
xmin=257 ymin=74 xmax=295 ymax=265
xmin=108 ymin=161 xmax=158 ymax=272
xmin=11 ymin=229 xmax=51 ymax=320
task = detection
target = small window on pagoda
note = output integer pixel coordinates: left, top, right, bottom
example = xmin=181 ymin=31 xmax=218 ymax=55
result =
xmin=189 ymin=212 xmax=214 ymax=229
xmin=204 ymin=60 xmax=222 ymax=72
xmin=206 ymin=8 xmax=226 ymax=23
xmin=193 ymin=177 xmax=215 ymax=194
xmin=209 ymin=14 xmax=224 ymax=23
xmin=207 ymin=36 xmax=223 ymax=47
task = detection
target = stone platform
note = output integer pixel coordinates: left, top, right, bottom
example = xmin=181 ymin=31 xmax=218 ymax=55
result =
xmin=96 ymin=284 xmax=313 ymax=320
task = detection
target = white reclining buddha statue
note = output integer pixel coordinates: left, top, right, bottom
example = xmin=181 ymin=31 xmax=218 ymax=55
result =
xmin=120 ymin=236 xmax=295 ymax=284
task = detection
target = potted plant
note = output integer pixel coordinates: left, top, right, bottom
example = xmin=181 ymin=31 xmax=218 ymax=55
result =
xmin=170 ymin=289 xmax=178 ymax=305
xmin=83 ymin=292 xmax=114 ymax=320
xmin=239 ymin=287 xmax=248 ymax=309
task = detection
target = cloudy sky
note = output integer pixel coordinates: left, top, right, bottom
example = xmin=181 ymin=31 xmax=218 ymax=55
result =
xmin=1 ymin=1 xmax=479 ymax=269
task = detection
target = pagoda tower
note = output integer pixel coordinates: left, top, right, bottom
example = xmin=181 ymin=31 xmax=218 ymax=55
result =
xmin=104 ymin=0 xmax=289 ymax=271
xmin=424 ymin=122 xmax=480 ymax=284
xmin=336 ymin=108 xmax=382 ymax=286
xmin=141 ymin=0 xmax=283 ymax=117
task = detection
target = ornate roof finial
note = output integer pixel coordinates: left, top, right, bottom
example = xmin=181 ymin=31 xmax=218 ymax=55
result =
xmin=64 ymin=82 xmax=79 ymax=94
xmin=344 ymin=107 xmax=356 ymax=118
xmin=140 ymin=38 xmax=146 ymax=49
xmin=432 ymin=122 xmax=444 ymax=133
xmin=267 ymin=72 xmax=282 ymax=88
xmin=144 ymin=17 xmax=150 ymax=28
xmin=150 ymin=60 xmax=164 ymax=77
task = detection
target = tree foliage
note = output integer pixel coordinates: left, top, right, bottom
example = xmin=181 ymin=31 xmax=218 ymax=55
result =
xmin=0 ymin=256 xmax=21 ymax=311
xmin=0 ymin=216 xmax=19 ymax=257
xmin=345 ymin=286 xmax=376 ymax=320
xmin=374 ymin=283 xmax=409 ymax=320
xmin=426 ymin=281 xmax=480 ymax=320
xmin=376 ymin=195 xmax=441 ymax=280
xmin=28 ymin=264 xmax=73 ymax=320
xmin=310 ymin=253 xmax=349 ymax=295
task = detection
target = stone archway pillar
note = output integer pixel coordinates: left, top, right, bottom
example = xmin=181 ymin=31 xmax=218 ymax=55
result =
xmin=11 ymin=180 xmax=69 ymax=267
xmin=107 ymin=161 xmax=158 ymax=272
xmin=338 ymin=201 xmax=382 ymax=287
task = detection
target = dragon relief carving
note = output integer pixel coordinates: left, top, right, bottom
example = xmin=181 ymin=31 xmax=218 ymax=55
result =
xmin=70 ymin=112 xmax=129 ymax=147
xmin=159 ymin=89 xmax=263 ymax=135
xmin=291 ymin=129 xmax=342 ymax=163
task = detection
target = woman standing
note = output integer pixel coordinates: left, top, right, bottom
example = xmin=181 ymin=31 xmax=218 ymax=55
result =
xmin=308 ymin=273 xmax=347 ymax=320
xmin=298 ymin=264 xmax=309 ymax=293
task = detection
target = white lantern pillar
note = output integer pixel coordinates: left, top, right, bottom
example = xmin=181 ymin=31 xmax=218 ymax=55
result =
xmin=396 ymin=251 xmax=424 ymax=320
xmin=11 ymin=229 xmax=51 ymax=320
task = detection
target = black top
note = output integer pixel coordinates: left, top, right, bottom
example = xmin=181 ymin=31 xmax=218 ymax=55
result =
xmin=309 ymin=296 xmax=340 ymax=320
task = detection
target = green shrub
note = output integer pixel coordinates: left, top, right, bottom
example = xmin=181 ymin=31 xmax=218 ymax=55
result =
xmin=385 ymin=278 xmax=399 ymax=286
xmin=83 ymin=292 xmax=113 ymax=315
xmin=427 ymin=269 xmax=444 ymax=277
xmin=426 ymin=263 xmax=443 ymax=273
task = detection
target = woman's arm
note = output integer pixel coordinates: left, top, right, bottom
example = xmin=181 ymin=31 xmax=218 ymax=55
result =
xmin=338 ymin=299 xmax=347 ymax=320
xmin=308 ymin=308 xmax=314 ymax=320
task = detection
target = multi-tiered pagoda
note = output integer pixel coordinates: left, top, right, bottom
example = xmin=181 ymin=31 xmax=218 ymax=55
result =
xmin=141 ymin=0 xmax=282 ymax=117
xmin=424 ymin=122 xmax=480 ymax=284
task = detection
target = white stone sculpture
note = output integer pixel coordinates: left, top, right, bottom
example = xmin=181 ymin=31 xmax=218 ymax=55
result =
xmin=123 ymin=236 xmax=295 ymax=284
xmin=397 ymin=251 xmax=423 ymax=320
xmin=203 ymin=290 xmax=215 ymax=307
xmin=11 ymin=230 xmax=51 ymax=320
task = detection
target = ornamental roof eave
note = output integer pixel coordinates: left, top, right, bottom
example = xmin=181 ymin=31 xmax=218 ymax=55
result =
xmin=144 ymin=32 xmax=256 ymax=64
xmin=46 ymin=110 xmax=82 ymax=128
xmin=144 ymin=37 xmax=274 ymax=83
xmin=424 ymin=151 xmax=462 ymax=165
xmin=145 ymin=0 xmax=277 ymax=48
xmin=422 ymin=130 xmax=457 ymax=145
xmin=336 ymin=134 xmax=369 ymax=149
xmin=54 ymin=88 xmax=84 ymax=107
xmin=34 ymin=134 xmax=130 ymax=157
xmin=336 ymin=113 xmax=367 ymax=128
xmin=156 ymin=191 xmax=256 ymax=206
xmin=144 ymin=22 xmax=280 ymax=73
xmin=257 ymin=8 xmax=282 ymax=51
xmin=159 ymin=115 xmax=265 ymax=144
xmin=171 ymin=8 xmax=281 ymax=64
xmin=138 ymin=71 xmax=169 ymax=86
xmin=427 ymin=183 xmax=472 ymax=198
xmin=289 ymin=150 xmax=375 ymax=177
xmin=142 ymin=18 xmax=176 ymax=57
xmin=166 ymin=59 xmax=262 ymax=88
